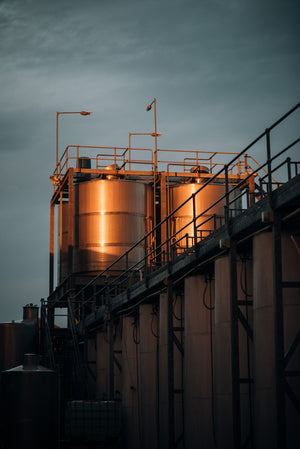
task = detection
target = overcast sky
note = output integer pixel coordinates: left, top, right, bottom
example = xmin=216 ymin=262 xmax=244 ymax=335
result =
xmin=0 ymin=0 xmax=299 ymax=321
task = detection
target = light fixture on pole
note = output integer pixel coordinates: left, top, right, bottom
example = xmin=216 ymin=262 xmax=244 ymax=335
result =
xmin=56 ymin=110 xmax=92 ymax=170
xmin=146 ymin=98 xmax=158 ymax=171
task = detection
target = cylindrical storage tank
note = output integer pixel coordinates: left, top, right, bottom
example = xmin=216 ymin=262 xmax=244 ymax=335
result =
xmin=77 ymin=157 xmax=91 ymax=169
xmin=23 ymin=303 xmax=39 ymax=321
xmin=58 ymin=201 xmax=69 ymax=283
xmin=0 ymin=320 xmax=38 ymax=372
xmin=73 ymin=179 xmax=153 ymax=275
xmin=169 ymin=181 xmax=226 ymax=249
xmin=0 ymin=354 xmax=60 ymax=449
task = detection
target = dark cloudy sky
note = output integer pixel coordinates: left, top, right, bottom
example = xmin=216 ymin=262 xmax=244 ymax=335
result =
xmin=0 ymin=0 xmax=299 ymax=321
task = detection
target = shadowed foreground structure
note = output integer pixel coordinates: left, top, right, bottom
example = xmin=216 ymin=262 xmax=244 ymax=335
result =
xmin=1 ymin=103 xmax=299 ymax=449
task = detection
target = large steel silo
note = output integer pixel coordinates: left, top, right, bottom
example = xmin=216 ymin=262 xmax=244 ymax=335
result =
xmin=58 ymin=178 xmax=153 ymax=281
xmin=168 ymin=166 xmax=242 ymax=252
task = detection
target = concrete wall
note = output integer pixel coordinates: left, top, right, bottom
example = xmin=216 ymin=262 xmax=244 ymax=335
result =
xmin=253 ymin=231 xmax=300 ymax=449
xmin=281 ymin=232 xmax=300 ymax=449
xmin=122 ymin=315 xmax=141 ymax=449
xmin=139 ymin=304 xmax=158 ymax=449
xmin=92 ymin=231 xmax=298 ymax=449
xmin=253 ymin=231 xmax=276 ymax=449
xmin=184 ymin=275 xmax=215 ymax=449
xmin=215 ymin=254 xmax=253 ymax=448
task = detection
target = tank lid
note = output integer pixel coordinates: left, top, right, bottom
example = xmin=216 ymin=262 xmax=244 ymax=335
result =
xmin=3 ymin=353 xmax=55 ymax=373
xmin=105 ymin=163 xmax=120 ymax=171
xmin=23 ymin=353 xmax=39 ymax=369
xmin=190 ymin=165 xmax=209 ymax=174
xmin=105 ymin=163 xmax=120 ymax=179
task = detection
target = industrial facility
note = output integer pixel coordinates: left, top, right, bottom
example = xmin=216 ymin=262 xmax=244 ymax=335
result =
xmin=0 ymin=102 xmax=299 ymax=449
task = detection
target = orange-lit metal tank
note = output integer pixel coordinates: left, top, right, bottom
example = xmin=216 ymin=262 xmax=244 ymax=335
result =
xmin=170 ymin=181 xmax=226 ymax=248
xmin=59 ymin=179 xmax=153 ymax=280
xmin=58 ymin=202 xmax=69 ymax=283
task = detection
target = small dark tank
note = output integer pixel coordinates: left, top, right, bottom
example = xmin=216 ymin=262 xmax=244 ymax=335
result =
xmin=0 ymin=304 xmax=39 ymax=372
xmin=0 ymin=353 xmax=60 ymax=449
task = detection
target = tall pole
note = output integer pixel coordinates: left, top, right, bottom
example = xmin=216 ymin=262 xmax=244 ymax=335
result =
xmin=56 ymin=112 xmax=59 ymax=171
xmin=154 ymin=98 xmax=158 ymax=171
xmin=146 ymin=98 xmax=159 ymax=230
xmin=129 ymin=133 xmax=131 ymax=170
xmin=153 ymin=99 xmax=158 ymax=232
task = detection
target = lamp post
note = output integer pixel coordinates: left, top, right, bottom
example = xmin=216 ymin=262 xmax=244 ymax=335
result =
xmin=128 ymin=131 xmax=162 ymax=170
xmin=56 ymin=110 xmax=91 ymax=171
xmin=146 ymin=98 xmax=160 ymax=233
xmin=146 ymin=98 xmax=158 ymax=171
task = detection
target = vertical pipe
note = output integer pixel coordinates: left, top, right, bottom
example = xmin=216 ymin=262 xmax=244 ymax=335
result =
xmin=153 ymin=99 xmax=157 ymax=233
xmin=166 ymin=215 xmax=170 ymax=262
xmin=160 ymin=172 xmax=168 ymax=258
xmin=192 ymin=194 xmax=197 ymax=246
xmin=49 ymin=203 xmax=55 ymax=295
xmin=66 ymin=146 xmax=68 ymax=172
xmin=224 ymin=165 xmax=230 ymax=226
xmin=287 ymin=157 xmax=291 ymax=181
xmin=68 ymin=170 xmax=74 ymax=277
xmin=59 ymin=191 xmax=63 ymax=284
xmin=129 ymin=135 xmax=131 ymax=170
xmin=272 ymin=216 xmax=285 ymax=449
xmin=126 ymin=252 xmax=129 ymax=290
xmin=266 ymin=128 xmax=273 ymax=203
xmin=56 ymin=112 xmax=59 ymax=170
